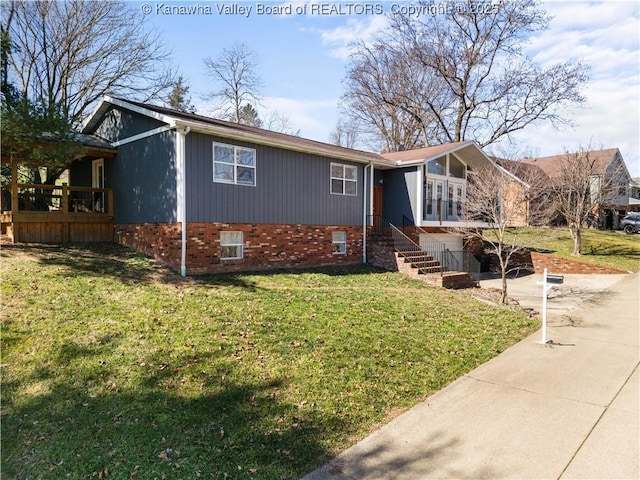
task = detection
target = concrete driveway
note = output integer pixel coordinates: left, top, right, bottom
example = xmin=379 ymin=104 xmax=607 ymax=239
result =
xmin=479 ymin=272 xmax=629 ymax=333
xmin=303 ymin=272 xmax=639 ymax=479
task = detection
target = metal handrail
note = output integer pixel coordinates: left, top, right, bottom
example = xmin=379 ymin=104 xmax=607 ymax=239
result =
xmin=402 ymin=215 xmax=460 ymax=272
xmin=389 ymin=223 xmax=444 ymax=275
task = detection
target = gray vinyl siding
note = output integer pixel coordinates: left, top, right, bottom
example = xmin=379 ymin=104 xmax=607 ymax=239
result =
xmin=110 ymin=130 xmax=177 ymax=223
xmin=93 ymin=107 xmax=167 ymax=143
xmin=84 ymin=105 xmax=178 ymax=224
xmin=382 ymin=167 xmax=419 ymax=227
xmin=185 ymin=132 xmax=364 ymax=225
xmin=606 ymin=152 xmax=631 ymax=206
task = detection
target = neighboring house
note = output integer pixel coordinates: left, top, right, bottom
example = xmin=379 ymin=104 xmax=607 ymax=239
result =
xmin=493 ymin=158 xmax=549 ymax=227
xmin=629 ymin=177 xmax=640 ymax=212
xmin=518 ymin=148 xmax=632 ymax=230
xmin=2 ymin=96 xmax=499 ymax=276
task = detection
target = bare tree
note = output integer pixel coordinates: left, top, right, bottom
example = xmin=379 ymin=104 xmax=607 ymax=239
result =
xmin=546 ymin=147 xmax=628 ymax=255
xmin=262 ymin=110 xmax=301 ymax=136
xmin=2 ymin=0 xmax=176 ymax=122
xmin=203 ymin=43 xmax=262 ymax=123
xmin=342 ymin=0 xmax=589 ymax=150
xmin=329 ymin=118 xmax=360 ymax=148
xmin=342 ymin=36 xmax=450 ymax=152
xmin=463 ymin=163 xmax=550 ymax=303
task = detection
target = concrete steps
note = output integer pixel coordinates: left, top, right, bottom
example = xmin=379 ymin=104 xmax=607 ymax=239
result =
xmin=367 ymin=235 xmax=477 ymax=289
xmin=397 ymin=251 xmax=443 ymax=274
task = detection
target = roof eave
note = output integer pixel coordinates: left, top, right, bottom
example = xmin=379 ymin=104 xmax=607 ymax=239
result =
xmin=393 ymin=141 xmax=497 ymax=170
xmin=174 ymin=119 xmax=388 ymax=166
xmin=81 ymin=96 xmax=177 ymax=134
xmin=86 ymin=96 xmax=388 ymax=166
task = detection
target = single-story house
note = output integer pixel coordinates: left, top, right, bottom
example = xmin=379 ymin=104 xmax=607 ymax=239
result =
xmin=2 ymin=96 xmax=500 ymax=277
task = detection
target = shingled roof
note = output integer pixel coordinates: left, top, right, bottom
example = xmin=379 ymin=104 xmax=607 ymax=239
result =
xmin=518 ymin=148 xmax=622 ymax=178
xmin=83 ymin=97 xmax=499 ymax=171
xmin=86 ymin=97 xmax=392 ymax=166
xmin=494 ymin=157 xmax=548 ymax=183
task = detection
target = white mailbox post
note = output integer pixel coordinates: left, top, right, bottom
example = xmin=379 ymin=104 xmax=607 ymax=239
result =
xmin=540 ymin=268 xmax=564 ymax=344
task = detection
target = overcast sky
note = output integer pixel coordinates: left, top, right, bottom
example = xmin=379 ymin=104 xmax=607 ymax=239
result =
xmin=143 ymin=0 xmax=640 ymax=176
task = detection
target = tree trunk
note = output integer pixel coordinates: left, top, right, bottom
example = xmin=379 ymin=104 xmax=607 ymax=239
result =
xmin=498 ymin=252 xmax=509 ymax=304
xmin=572 ymin=227 xmax=582 ymax=256
xmin=500 ymin=268 xmax=508 ymax=304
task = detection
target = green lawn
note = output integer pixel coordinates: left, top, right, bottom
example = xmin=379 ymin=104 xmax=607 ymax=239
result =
xmin=505 ymin=227 xmax=640 ymax=272
xmin=1 ymin=243 xmax=538 ymax=479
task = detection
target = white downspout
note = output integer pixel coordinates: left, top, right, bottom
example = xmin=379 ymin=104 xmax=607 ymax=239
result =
xmin=176 ymin=125 xmax=191 ymax=276
xmin=416 ymin=164 xmax=423 ymax=226
xmin=363 ymin=162 xmax=373 ymax=264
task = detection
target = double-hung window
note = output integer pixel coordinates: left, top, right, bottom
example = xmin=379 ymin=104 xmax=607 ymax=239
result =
xmin=213 ymin=143 xmax=256 ymax=186
xmin=331 ymin=163 xmax=357 ymax=196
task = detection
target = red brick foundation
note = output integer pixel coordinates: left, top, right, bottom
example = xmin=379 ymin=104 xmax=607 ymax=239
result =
xmin=115 ymin=223 xmax=182 ymax=271
xmin=115 ymin=222 xmax=363 ymax=275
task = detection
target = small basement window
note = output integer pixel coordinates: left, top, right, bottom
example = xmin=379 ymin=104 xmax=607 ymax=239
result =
xmin=332 ymin=231 xmax=347 ymax=254
xmin=220 ymin=231 xmax=243 ymax=260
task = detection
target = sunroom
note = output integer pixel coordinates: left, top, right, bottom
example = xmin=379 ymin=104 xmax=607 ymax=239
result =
xmin=378 ymin=141 xmax=497 ymax=228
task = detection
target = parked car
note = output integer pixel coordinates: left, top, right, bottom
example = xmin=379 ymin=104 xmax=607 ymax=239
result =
xmin=620 ymin=212 xmax=640 ymax=234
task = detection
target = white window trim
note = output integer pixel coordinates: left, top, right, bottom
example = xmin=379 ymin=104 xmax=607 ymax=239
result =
xmin=220 ymin=231 xmax=244 ymax=260
xmin=330 ymin=162 xmax=358 ymax=196
xmin=332 ymin=231 xmax=347 ymax=255
xmin=213 ymin=142 xmax=256 ymax=187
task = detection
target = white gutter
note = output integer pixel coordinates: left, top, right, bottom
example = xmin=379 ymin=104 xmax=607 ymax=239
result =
xmin=175 ymin=125 xmax=191 ymax=276
xmin=184 ymin=122 xmax=385 ymax=166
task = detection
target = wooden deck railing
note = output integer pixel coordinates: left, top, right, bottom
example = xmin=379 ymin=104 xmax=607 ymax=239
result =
xmin=1 ymin=184 xmax=113 ymax=216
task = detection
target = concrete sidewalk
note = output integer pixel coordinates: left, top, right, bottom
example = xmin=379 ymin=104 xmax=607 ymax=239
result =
xmin=303 ymin=273 xmax=639 ymax=479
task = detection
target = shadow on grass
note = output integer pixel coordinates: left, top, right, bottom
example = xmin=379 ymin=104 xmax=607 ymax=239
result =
xmin=1 ymin=242 xmax=179 ymax=286
xmin=1 ymin=243 xmax=390 ymax=291
xmin=528 ymin=247 xmax=555 ymax=254
xmin=2 ymin=340 xmax=343 ymax=480
xmin=584 ymin=243 xmax=640 ymax=258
